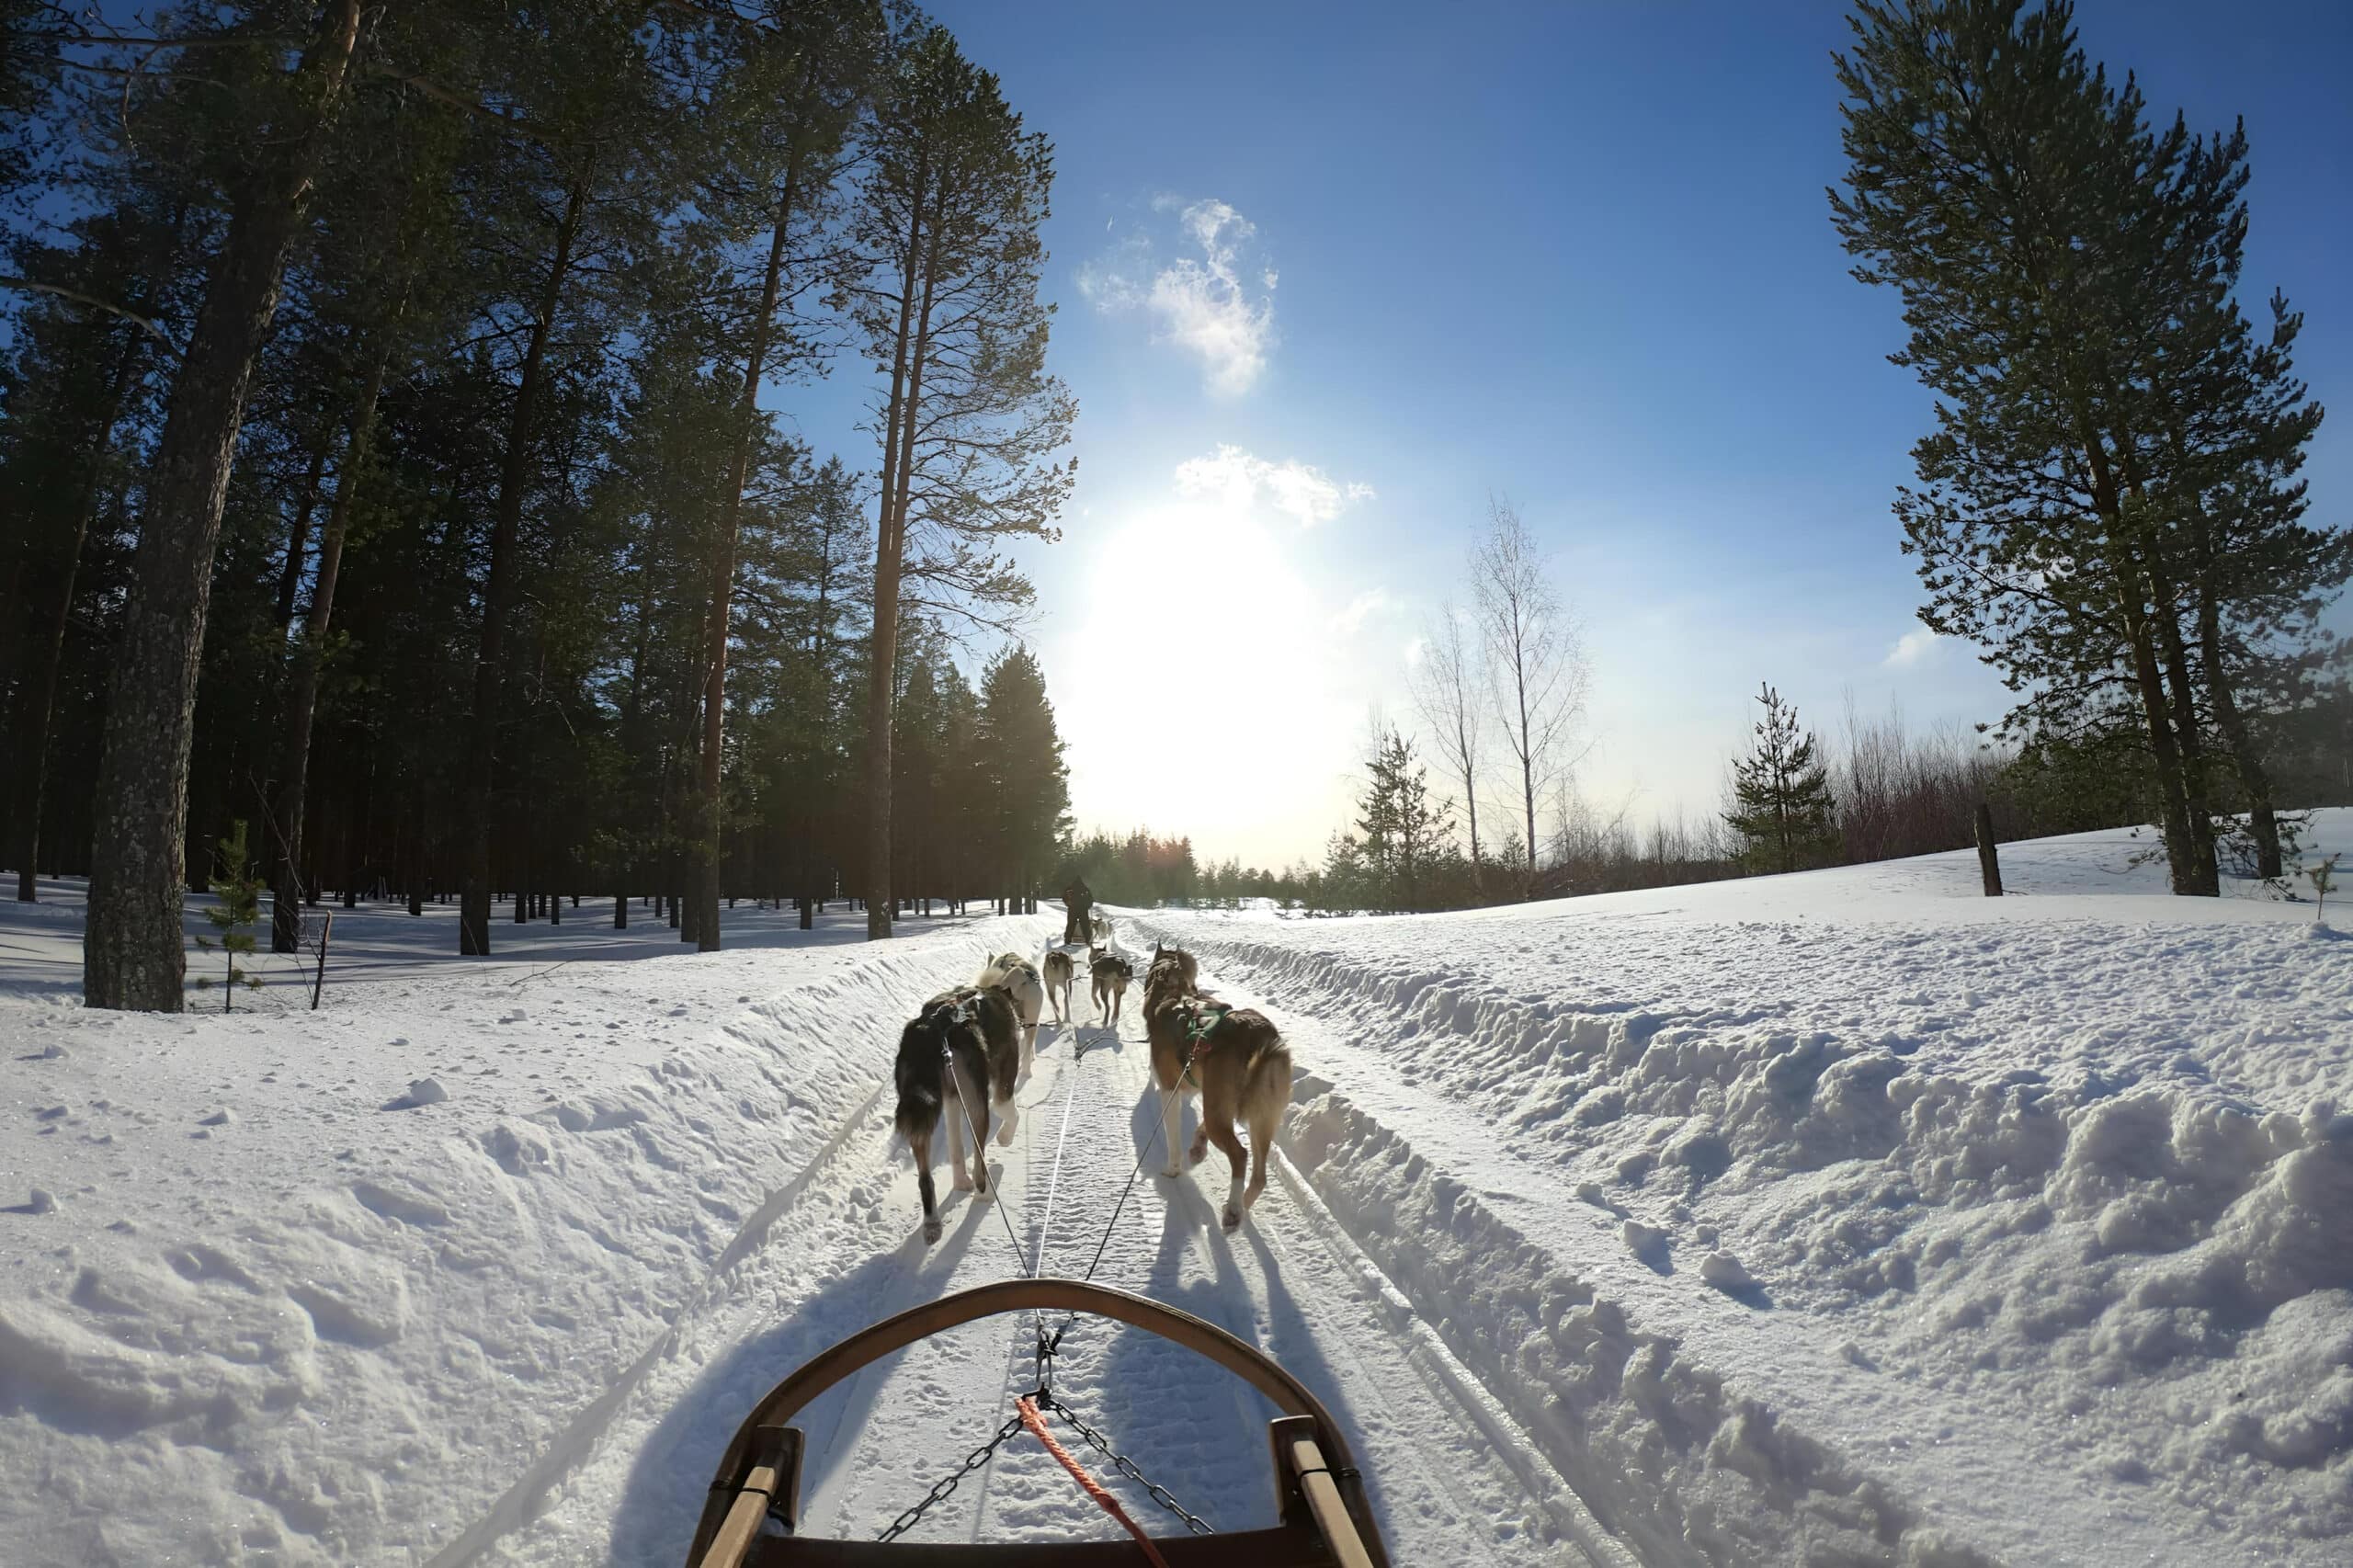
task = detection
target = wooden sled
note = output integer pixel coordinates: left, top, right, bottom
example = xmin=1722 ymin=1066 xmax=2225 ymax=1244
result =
xmin=686 ymin=1278 xmax=1391 ymax=1568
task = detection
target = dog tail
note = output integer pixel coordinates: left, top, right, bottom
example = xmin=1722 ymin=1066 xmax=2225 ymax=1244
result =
xmin=1241 ymin=1028 xmax=1293 ymax=1141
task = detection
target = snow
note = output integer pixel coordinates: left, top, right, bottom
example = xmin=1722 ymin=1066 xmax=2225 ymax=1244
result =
xmin=3 ymin=818 xmax=2350 ymax=1565
xmin=1131 ymin=818 xmax=2353 ymax=1565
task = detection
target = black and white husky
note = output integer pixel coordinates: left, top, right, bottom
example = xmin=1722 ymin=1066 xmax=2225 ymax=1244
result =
xmin=893 ymin=986 xmax=1023 ymax=1243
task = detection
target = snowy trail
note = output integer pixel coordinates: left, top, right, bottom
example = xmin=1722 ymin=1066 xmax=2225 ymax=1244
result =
xmin=474 ymin=947 xmax=1605 ymax=1566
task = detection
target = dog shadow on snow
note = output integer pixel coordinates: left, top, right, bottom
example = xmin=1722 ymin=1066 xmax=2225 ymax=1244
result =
xmin=605 ymin=1189 xmax=997 ymax=1566
xmin=1041 ymin=1090 xmax=1403 ymax=1548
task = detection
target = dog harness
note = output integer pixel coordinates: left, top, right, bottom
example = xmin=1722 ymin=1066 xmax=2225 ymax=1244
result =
xmin=1180 ymin=1000 xmax=1233 ymax=1056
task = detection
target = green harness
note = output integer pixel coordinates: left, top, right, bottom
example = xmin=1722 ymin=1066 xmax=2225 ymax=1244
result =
xmin=1182 ymin=1001 xmax=1233 ymax=1051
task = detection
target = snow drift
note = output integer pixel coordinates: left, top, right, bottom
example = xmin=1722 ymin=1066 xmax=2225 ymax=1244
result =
xmin=1130 ymin=820 xmax=2353 ymax=1565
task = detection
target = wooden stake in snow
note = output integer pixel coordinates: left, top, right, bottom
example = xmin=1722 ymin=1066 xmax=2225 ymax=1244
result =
xmin=311 ymin=911 xmax=334 ymax=1012
xmin=1973 ymin=803 xmax=2003 ymax=897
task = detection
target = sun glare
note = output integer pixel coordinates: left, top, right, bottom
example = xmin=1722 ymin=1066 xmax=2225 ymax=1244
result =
xmin=1055 ymin=501 xmax=1357 ymax=864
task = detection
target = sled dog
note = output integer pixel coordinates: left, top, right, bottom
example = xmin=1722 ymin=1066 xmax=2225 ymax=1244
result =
xmin=1089 ymin=946 xmax=1133 ymax=1028
xmin=892 ymin=986 xmax=1022 ymax=1242
xmin=978 ymin=950 xmax=1044 ymax=1075
xmin=1142 ymin=949 xmax=1290 ymax=1229
xmin=1149 ymin=939 xmax=1199 ymax=995
xmin=1040 ymin=948 xmax=1077 ymax=1024
xmin=1091 ymin=914 xmax=1112 ymax=945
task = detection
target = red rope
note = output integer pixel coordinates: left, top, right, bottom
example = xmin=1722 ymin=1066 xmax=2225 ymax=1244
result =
xmin=1014 ymin=1395 xmax=1176 ymax=1568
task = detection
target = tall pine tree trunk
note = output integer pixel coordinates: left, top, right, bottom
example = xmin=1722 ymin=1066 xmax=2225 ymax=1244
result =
xmin=273 ymin=342 xmax=392 ymax=952
xmin=15 ymin=325 xmax=141 ymax=903
xmin=273 ymin=442 xmax=328 ymax=630
xmin=2152 ymin=581 xmax=2219 ymax=894
xmin=84 ymin=1 xmax=361 ymax=1008
xmin=696 ymin=154 xmax=802 ymax=953
xmin=460 ymin=182 xmax=584 ymax=956
xmin=2199 ymin=576 xmax=2283 ymax=879
xmin=862 ymin=161 xmax=931 ymax=942
xmin=2120 ymin=595 xmax=2204 ymax=895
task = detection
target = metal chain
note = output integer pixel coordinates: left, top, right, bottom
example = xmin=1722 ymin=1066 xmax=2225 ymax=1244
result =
xmin=876 ymin=1411 xmax=1028 ymax=1542
xmin=1038 ymin=1391 xmax=1214 ymax=1535
xmin=880 ymin=994 xmax=1211 ymax=1545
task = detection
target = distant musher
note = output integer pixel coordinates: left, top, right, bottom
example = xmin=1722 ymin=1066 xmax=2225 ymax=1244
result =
xmin=1062 ymin=876 xmax=1093 ymax=946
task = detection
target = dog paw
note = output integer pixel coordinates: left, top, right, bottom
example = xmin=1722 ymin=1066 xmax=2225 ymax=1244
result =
xmin=973 ymin=1170 xmax=989 ymax=1195
xmin=995 ymin=1120 xmax=1017 ymax=1147
xmin=923 ymin=1218 xmax=942 ymax=1244
xmin=1222 ymin=1204 xmax=1243 ymax=1231
xmin=951 ymin=1171 xmax=974 ymax=1192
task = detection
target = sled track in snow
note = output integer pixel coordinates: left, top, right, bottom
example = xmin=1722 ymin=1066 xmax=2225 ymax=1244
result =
xmin=454 ymin=933 xmax=1620 ymax=1566
xmin=425 ymin=1073 xmax=897 ymax=1568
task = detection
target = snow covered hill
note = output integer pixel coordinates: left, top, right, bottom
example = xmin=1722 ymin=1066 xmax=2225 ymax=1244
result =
xmin=3 ymin=820 xmax=2349 ymax=1566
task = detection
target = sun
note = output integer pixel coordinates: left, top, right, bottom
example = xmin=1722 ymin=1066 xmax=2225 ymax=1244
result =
xmin=1051 ymin=500 xmax=1357 ymax=863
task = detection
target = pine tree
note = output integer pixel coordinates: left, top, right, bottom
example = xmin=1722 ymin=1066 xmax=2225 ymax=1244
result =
xmin=844 ymin=27 xmax=1074 ymax=938
xmin=3 ymin=205 xmax=164 ymax=904
xmin=1829 ymin=0 xmax=2343 ymax=897
xmin=685 ymin=0 xmax=892 ymax=950
xmin=975 ymin=645 xmax=1071 ymax=912
xmin=1724 ymin=685 xmax=1837 ymax=875
xmin=1357 ymin=727 xmax=1454 ymax=912
xmin=192 ymin=820 xmax=265 ymax=1011
xmin=0 ymin=6 xmax=1074 ymax=997
xmin=82 ymin=2 xmax=367 ymax=1009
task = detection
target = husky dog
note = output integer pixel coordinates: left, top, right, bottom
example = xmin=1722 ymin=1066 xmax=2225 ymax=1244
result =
xmin=1149 ymin=939 xmax=1199 ymax=995
xmin=1089 ymin=946 xmax=1133 ymax=1028
xmin=1142 ymin=948 xmax=1290 ymax=1229
xmin=892 ymin=986 xmax=1023 ymax=1242
xmin=1040 ymin=948 xmax=1077 ymax=1024
xmin=977 ymin=950 xmax=1044 ymax=1076
xmin=1091 ymin=914 xmax=1113 ymax=945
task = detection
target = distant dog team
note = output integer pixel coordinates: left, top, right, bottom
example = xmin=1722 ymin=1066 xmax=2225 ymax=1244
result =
xmin=893 ymin=917 xmax=1293 ymax=1239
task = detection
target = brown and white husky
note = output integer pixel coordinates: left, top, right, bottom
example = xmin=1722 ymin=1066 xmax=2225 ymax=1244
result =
xmin=1149 ymin=939 xmax=1198 ymax=994
xmin=892 ymin=986 xmax=1022 ymax=1242
xmin=1040 ymin=948 xmax=1077 ymax=1023
xmin=977 ymin=950 xmax=1044 ymax=1076
xmin=1141 ymin=947 xmax=1290 ymax=1229
xmin=1089 ymin=946 xmax=1133 ymax=1028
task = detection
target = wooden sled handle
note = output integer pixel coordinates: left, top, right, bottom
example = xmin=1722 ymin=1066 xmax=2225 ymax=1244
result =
xmin=686 ymin=1278 xmax=1388 ymax=1568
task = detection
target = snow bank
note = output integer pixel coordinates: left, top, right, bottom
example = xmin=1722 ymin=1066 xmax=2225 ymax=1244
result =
xmin=0 ymin=907 xmax=1052 ymax=1564
xmin=1131 ymin=817 xmax=2353 ymax=1566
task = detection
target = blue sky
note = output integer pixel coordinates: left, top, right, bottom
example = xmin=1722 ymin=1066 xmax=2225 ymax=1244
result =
xmin=790 ymin=0 xmax=2353 ymax=868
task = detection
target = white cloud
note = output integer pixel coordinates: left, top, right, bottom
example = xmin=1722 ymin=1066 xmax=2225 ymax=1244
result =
xmin=1082 ymin=198 xmax=1279 ymax=396
xmin=1328 ymin=590 xmax=1396 ymax=637
xmin=1884 ymin=627 xmax=1941 ymax=667
xmin=1171 ymin=445 xmax=1375 ymax=528
xmin=1403 ymin=635 xmax=1428 ymax=669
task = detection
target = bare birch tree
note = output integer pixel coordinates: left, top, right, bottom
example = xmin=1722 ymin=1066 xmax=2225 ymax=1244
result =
xmin=1469 ymin=494 xmax=1586 ymax=892
xmin=1409 ymin=600 xmax=1484 ymax=878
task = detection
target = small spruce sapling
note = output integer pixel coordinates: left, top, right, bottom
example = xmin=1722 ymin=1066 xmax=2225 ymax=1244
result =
xmin=194 ymin=821 xmax=267 ymax=1011
xmin=2307 ymin=853 xmax=2339 ymax=925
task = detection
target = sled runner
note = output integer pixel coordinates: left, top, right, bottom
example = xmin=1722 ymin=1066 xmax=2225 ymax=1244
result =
xmin=685 ymin=1278 xmax=1392 ymax=1567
